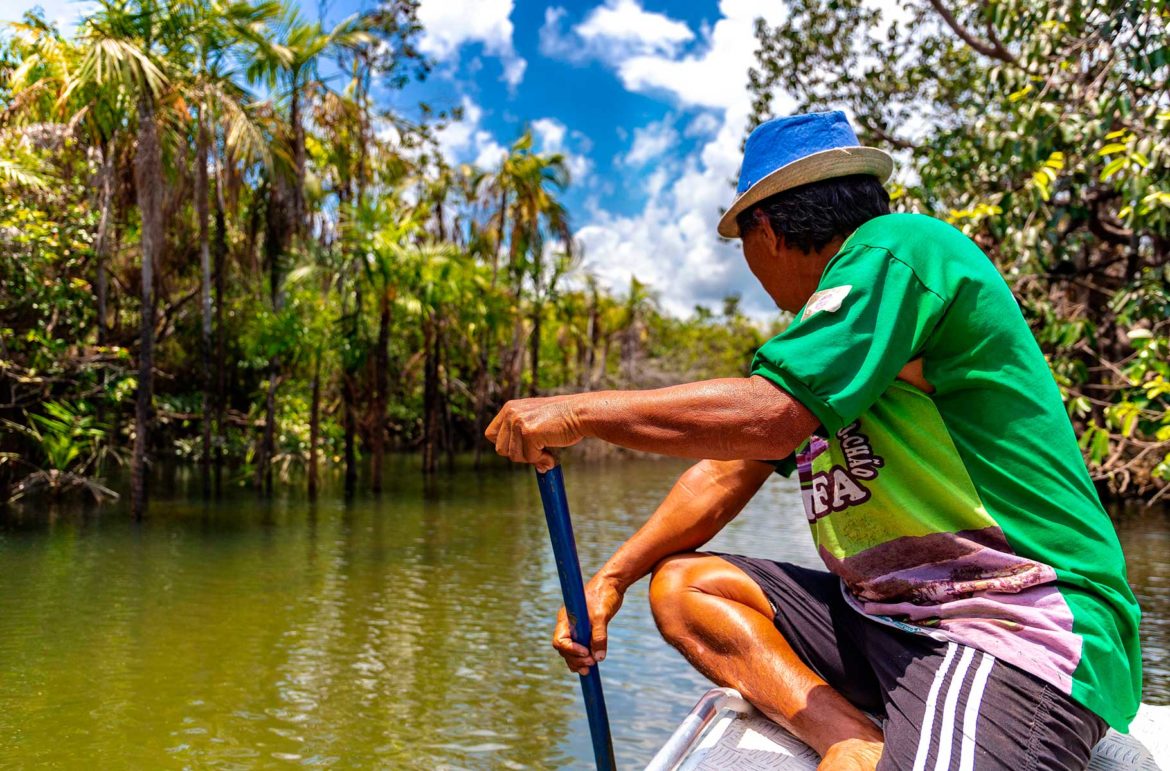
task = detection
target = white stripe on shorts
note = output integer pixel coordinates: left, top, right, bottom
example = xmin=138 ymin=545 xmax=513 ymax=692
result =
xmin=958 ymin=653 xmax=996 ymax=771
xmin=912 ymin=642 xmax=959 ymax=771
xmin=932 ymin=645 xmax=977 ymax=771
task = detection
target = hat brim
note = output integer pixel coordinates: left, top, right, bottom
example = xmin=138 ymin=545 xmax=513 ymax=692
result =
xmin=717 ymin=146 xmax=894 ymax=238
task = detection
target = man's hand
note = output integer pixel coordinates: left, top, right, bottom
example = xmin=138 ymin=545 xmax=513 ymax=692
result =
xmin=485 ymin=395 xmax=585 ymax=472
xmin=552 ymin=576 xmax=624 ymax=675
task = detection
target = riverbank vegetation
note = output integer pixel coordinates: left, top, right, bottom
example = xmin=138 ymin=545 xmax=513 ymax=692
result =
xmin=2 ymin=0 xmax=1167 ymax=513
xmin=0 ymin=0 xmax=772 ymax=514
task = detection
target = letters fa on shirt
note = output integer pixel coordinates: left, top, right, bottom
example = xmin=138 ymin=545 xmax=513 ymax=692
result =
xmin=802 ymin=421 xmax=885 ymax=522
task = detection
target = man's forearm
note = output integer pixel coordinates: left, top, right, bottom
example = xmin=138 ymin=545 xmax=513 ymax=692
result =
xmin=576 ymin=376 xmax=818 ymax=462
xmin=595 ymin=459 xmax=775 ymax=593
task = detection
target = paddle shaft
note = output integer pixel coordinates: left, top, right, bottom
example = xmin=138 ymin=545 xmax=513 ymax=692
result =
xmin=535 ymin=465 xmax=617 ymax=771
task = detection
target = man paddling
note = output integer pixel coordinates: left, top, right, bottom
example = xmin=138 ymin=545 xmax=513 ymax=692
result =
xmin=485 ymin=111 xmax=1141 ymax=770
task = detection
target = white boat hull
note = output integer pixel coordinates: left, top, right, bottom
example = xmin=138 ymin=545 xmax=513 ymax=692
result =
xmin=646 ymin=688 xmax=1170 ymax=770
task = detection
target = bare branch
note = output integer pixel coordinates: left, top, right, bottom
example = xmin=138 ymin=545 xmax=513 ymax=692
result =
xmin=926 ymin=0 xmax=1016 ymax=64
xmin=856 ymin=116 xmax=915 ymax=151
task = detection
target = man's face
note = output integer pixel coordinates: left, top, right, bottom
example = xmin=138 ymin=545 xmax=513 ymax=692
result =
xmin=740 ymin=216 xmax=832 ymax=315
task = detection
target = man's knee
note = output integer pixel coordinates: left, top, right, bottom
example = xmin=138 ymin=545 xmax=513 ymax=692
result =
xmin=648 ymin=553 xmax=763 ymax=640
xmin=648 ymin=553 xmax=704 ymax=641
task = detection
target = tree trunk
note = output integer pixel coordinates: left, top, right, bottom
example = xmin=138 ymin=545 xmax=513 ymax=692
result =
xmin=502 ymin=316 xmax=524 ymax=403
xmin=257 ymin=171 xmax=292 ymax=494
xmin=308 ymin=354 xmax=321 ymax=500
xmin=370 ymin=295 xmax=390 ymax=492
xmin=131 ymin=89 xmax=163 ymax=519
xmin=343 ymin=280 xmax=362 ymax=497
xmin=599 ymin=333 xmax=612 ymax=390
xmin=473 ymin=188 xmax=508 ymax=467
xmin=290 ymin=85 xmax=306 ymax=239
xmin=344 ymin=374 xmax=357 ymax=497
xmin=528 ymin=301 xmax=542 ymax=397
xmin=587 ymin=291 xmax=601 ymax=389
xmin=261 ymin=373 xmax=278 ymax=495
xmin=442 ymin=329 xmax=456 ymax=471
xmin=422 ymin=310 xmax=440 ymax=475
xmin=196 ymin=101 xmax=213 ymax=499
xmin=94 ymin=138 xmax=115 ymax=348
xmin=213 ymin=161 xmax=227 ymax=496
xmin=472 ymin=351 xmax=489 ymax=469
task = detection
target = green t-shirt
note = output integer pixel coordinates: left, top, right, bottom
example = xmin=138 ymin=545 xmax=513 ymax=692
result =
xmin=752 ymin=212 xmax=1142 ymax=731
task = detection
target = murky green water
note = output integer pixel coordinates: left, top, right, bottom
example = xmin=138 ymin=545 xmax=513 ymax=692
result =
xmin=1 ymin=458 xmax=1167 ymax=769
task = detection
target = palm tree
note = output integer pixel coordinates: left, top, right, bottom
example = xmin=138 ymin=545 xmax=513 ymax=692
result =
xmin=362 ymin=210 xmax=420 ymax=491
xmin=66 ymin=0 xmax=177 ymax=518
xmin=183 ymin=0 xmax=274 ymax=497
xmin=399 ymin=241 xmax=462 ymax=473
xmin=245 ymin=4 xmax=372 ymax=494
xmin=483 ymin=132 xmax=573 ymax=401
xmin=620 ymin=276 xmax=657 ymax=385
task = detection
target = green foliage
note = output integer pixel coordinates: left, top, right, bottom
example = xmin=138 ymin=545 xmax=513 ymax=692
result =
xmin=0 ymin=0 xmax=766 ymax=504
xmin=1 ymin=400 xmax=122 ymax=501
xmin=750 ymin=0 xmax=1170 ymax=501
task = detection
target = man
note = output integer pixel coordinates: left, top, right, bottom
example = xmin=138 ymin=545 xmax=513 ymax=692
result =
xmin=485 ymin=111 xmax=1141 ymax=770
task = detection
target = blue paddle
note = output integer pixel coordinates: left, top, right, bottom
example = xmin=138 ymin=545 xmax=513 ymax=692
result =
xmin=535 ymin=465 xmax=617 ymax=771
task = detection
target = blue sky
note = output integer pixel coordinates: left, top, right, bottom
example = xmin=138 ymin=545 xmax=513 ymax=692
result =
xmin=5 ymin=0 xmax=797 ymax=317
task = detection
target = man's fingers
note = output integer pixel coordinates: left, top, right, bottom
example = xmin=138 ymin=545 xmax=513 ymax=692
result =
xmin=521 ymin=432 xmax=546 ymax=466
xmin=552 ymin=618 xmax=592 ymax=660
xmin=553 ymin=608 xmax=595 ymax=673
xmin=494 ymin=420 xmax=513 ymax=459
xmin=590 ymin=624 xmax=608 ymax=663
xmin=535 ymin=450 xmax=558 ymax=473
xmin=484 ymin=409 xmax=503 ymax=441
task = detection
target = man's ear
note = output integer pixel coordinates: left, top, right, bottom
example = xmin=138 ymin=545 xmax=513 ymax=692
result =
xmin=752 ymin=209 xmax=781 ymax=255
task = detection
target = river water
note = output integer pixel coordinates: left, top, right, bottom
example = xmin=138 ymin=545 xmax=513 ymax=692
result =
xmin=1 ymin=458 xmax=1167 ymax=769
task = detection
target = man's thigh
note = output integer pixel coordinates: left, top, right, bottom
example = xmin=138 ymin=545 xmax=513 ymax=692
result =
xmin=864 ymin=634 xmax=1108 ymax=771
xmin=710 ymin=554 xmax=885 ymax=712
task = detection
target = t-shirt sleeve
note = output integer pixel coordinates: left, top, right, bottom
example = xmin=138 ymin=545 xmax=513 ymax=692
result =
xmin=766 ymin=454 xmax=798 ymax=477
xmin=751 ymin=244 xmax=947 ymax=434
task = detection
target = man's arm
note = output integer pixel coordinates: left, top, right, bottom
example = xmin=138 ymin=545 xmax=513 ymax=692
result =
xmin=553 ymin=458 xmax=776 ymax=674
xmin=486 ymin=376 xmax=819 ymax=472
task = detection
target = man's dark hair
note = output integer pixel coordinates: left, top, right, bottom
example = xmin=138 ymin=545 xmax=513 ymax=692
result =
xmin=736 ymin=174 xmax=890 ymax=254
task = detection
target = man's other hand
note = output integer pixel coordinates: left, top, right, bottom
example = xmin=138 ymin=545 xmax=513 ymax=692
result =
xmin=552 ymin=576 xmax=624 ymax=675
xmin=485 ymin=395 xmax=585 ymax=472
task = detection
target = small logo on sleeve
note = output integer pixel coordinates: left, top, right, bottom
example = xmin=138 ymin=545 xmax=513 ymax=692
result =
xmin=801 ymin=285 xmax=852 ymax=321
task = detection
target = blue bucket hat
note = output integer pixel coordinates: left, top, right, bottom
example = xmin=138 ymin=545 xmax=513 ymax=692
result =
xmin=717 ymin=110 xmax=893 ymax=238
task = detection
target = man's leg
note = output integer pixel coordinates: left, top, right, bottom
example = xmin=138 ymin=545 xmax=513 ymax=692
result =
xmin=870 ymin=638 xmax=1108 ymax=771
xmin=649 ymin=553 xmax=884 ymax=769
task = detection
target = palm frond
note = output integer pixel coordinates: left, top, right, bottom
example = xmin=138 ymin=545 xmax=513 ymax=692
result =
xmin=0 ymin=158 xmax=52 ymax=190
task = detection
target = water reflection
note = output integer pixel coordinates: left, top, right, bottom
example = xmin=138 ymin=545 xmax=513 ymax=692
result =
xmin=0 ymin=458 xmax=1165 ymax=769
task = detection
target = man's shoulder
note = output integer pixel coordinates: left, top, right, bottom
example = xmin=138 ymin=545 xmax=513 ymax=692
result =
xmin=849 ymin=213 xmax=982 ymax=256
xmin=843 ymin=213 xmax=999 ymax=297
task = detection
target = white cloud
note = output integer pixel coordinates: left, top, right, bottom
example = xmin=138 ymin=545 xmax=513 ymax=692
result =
xmin=532 ymin=117 xmax=592 ymax=183
xmin=576 ymin=0 xmax=694 ymax=57
xmin=2 ymin=0 xmax=97 ymax=35
xmin=473 ymin=137 xmax=508 ymax=170
xmin=416 ymin=0 xmax=526 ymax=87
xmin=572 ymin=0 xmax=793 ymax=318
xmin=540 ymin=0 xmax=694 ymax=63
xmin=538 ymin=6 xmax=576 ymax=60
xmin=435 ymin=96 xmax=507 ymax=170
xmin=684 ymin=112 xmax=722 ymax=138
xmin=531 ymin=118 xmax=567 ymax=152
xmin=623 ymin=117 xmax=678 ymax=167
xmin=614 ymin=0 xmax=776 ymax=109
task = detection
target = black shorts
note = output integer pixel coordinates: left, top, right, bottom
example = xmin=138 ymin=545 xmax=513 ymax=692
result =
xmin=714 ymin=554 xmax=1108 ymax=771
